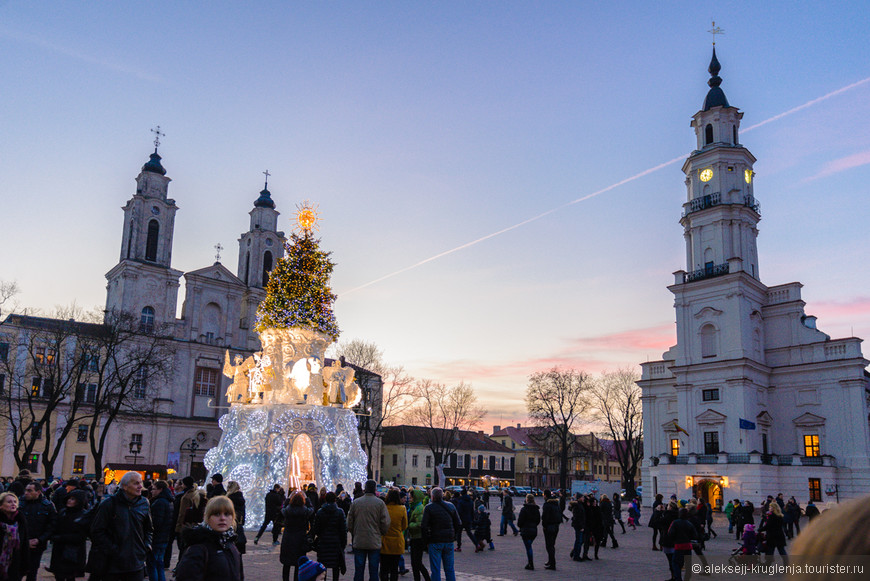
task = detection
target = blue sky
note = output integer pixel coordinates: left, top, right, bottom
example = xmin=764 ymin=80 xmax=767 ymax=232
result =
xmin=2 ymin=1 xmax=869 ymax=426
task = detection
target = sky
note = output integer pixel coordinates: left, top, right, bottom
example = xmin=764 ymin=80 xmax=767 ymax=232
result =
xmin=2 ymin=1 xmax=869 ymax=428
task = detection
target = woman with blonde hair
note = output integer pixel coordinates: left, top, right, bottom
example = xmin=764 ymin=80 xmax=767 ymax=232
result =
xmin=760 ymin=500 xmax=787 ymax=560
xmin=0 ymin=491 xmax=30 ymax=581
xmin=226 ymin=481 xmax=248 ymax=560
xmin=175 ymin=496 xmax=242 ymax=581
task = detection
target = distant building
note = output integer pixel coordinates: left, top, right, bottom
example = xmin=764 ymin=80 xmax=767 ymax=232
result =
xmin=639 ymin=49 xmax=870 ymax=509
xmin=381 ymin=425 xmax=514 ymax=487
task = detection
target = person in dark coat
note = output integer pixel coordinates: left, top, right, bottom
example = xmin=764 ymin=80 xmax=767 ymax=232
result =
xmin=48 ymin=490 xmax=90 ymax=581
xmin=0 ymin=491 xmax=31 ymax=581
xmin=599 ymin=495 xmax=618 ymax=548
xmin=497 ymin=490 xmax=518 ymax=536
xmin=148 ymin=481 xmax=175 ymax=581
xmin=226 ymin=482 xmax=247 ymax=557
xmin=582 ymin=495 xmax=604 ymax=561
xmin=305 ymin=484 xmax=320 ymax=514
xmin=473 ymin=498 xmax=493 ymax=551
xmin=784 ymin=497 xmax=802 ymax=539
xmin=612 ymin=492 xmax=626 ymax=534
xmin=352 ymin=483 xmax=364 ymax=500
xmin=21 ymin=481 xmax=57 ymax=581
xmin=206 ymin=474 xmax=226 ymax=499
xmin=540 ymin=489 xmax=562 ymax=570
xmin=453 ymin=488 xmax=477 ymax=551
xmin=313 ymin=492 xmax=346 ymax=581
xmin=760 ymin=502 xmax=787 ymax=561
xmin=667 ymin=508 xmax=699 ymax=581
xmin=656 ymin=503 xmax=678 ymax=579
xmin=175 ymin=496 xmax=241 ymax=581
xmin=88 ymin=471 xmax=153 ymax=581
xmin=280 ymin=491 xmax=314 ymax=581
xmin=254 ymin=484 xmax=285 ymax=546
xmin=516 ymin=494 xmax=540 ymax=570
xmin=569 ymin=494 xmax=586 ymax=561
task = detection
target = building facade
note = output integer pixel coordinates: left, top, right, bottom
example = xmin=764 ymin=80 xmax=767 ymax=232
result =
xmin=1 ymin=148 xmax=381 ymax=482
xmin=382 ymin=425 xmax=515 ymax=487
xmin=639 ymin=50 xmax=870 ymax=510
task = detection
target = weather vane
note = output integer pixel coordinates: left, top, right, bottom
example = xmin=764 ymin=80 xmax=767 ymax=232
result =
xmin=214 ymin=242 xmax=223 ymax=263
xmin=151 ymin=125 xmax=165 ymax=152
xmin=708 ymin=20 xmax=724 ymax=46
xmin=263 ymin=169 xmax=271 ymax=189
xmin=294 ymin=200 xmax=320 ymax=234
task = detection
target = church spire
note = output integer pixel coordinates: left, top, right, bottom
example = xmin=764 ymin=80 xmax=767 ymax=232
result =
xmin=702 ymin=48 xmax=730 ymax=111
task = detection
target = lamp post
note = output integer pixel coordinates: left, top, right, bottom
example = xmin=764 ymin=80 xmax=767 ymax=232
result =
xmin=181 ymin=439 xmax=200 ymax=476
xmin=129 ymin=439 xmax=142 ymax=466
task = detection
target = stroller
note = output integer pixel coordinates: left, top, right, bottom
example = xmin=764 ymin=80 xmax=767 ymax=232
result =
xmin=728 ymin=524 xmax=762 ymax=565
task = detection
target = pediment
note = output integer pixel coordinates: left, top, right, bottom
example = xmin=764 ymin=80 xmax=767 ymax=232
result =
xmin=756 ymin=411 xmax=773 ymax=427
xmin=661 ymin=419 xmax=681 ymax=433
xmin=792 ymin=412 xmax=826 ymax=427
xmin=185 ymin=263 xmax=245 ymax=286
xmin=694 ymin=306 xmax=724 ymax=319
xmin=695 ymin=408 xmax=727 ymax=425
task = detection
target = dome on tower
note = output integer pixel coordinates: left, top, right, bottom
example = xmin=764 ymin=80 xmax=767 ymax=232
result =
xmin=142 ymin=151 xmax=167 ymax=175
xmin=702 ymin=48 xmax=730 ymax=111
xmin=254 ymin=187 xmax=276 ymax=209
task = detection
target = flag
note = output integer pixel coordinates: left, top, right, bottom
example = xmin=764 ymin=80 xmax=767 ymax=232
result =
xmin=739 ymin=418 xmax=756 ymax=430
xmin=673 ymin=421 xmax=690 ymax=436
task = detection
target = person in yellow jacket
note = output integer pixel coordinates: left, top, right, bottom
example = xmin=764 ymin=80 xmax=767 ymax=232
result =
xmin=380 ymin=488 xmax=409 ymax=581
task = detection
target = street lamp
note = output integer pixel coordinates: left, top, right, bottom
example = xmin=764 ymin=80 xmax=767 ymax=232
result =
xmin=129 ymin=439 xmax=142 ymax=466
xmin=181 ymin=439 xmax=200 ymax=475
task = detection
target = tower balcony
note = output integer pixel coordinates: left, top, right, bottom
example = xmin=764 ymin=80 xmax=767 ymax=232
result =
xmin=683 ymin=262 xmax=729 ymax=283
xmin=743 ymin=195 xmax=761 ymax=214
xmin=682 ymin=193 xmax=721 ymax=217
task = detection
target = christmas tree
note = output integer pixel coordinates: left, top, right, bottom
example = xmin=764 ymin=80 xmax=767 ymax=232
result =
xmin=255 ymin=226 xmax=340 ymax=341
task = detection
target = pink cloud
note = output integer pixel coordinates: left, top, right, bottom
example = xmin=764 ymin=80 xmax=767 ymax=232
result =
xmin=804 ymin=150 xmax=870 ymax=182
xmin=810 ymin=297 xmax=870 ymax=319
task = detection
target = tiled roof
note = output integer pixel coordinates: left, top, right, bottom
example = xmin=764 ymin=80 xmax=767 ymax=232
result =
xmin=383 ymin=425 xmax=513 ymax=453
xmin=490 ymin=425 xmax=549 ymax=448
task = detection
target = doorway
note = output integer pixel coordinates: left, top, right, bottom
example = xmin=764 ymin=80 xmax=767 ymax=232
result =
xmin=693 ymin=478 xmax=723 ymax=510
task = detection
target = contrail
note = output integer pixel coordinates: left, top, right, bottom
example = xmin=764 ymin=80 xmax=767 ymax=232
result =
xmin=340 ymin=75 xmax=870 ymax=296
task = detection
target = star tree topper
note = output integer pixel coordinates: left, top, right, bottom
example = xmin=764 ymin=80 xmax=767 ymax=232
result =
xmin=294 ymin=200 xmax=321 ymax=235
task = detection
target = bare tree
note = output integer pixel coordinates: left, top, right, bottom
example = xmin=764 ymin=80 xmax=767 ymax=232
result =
xmin=590 ymin=368 xmax=644 ymax=498
xmin=407 ymin=380 xmax=486 ymax=487
xmin=85 ymin=310 xmax=174 ymax=475
xmin=526 ymin=367 xmax=593 ymax=492
xmin=0 ymin=280 xmax=19 ymax=317
xmin=0 ymin=305 xmax=97 ymax=477
xmin=334 ymin=339 xmax=416 ymax=478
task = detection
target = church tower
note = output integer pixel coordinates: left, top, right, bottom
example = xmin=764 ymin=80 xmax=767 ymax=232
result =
xmin=237 ymin=176 xmax=285 ymax=345
xmin=105 ymin=141 xmax=182 ymax=331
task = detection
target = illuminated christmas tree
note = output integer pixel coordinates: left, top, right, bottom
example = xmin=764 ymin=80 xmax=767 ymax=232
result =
xmin=255 ymin=204 xmax=340 ymax=340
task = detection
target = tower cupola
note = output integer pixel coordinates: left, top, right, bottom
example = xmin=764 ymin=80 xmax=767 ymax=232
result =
xmin=142 ymin=151 xmax=167 ymax=175
xmin=702 ymin=48 xmax=730 ymax=111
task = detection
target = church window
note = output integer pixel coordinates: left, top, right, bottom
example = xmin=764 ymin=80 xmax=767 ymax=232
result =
xmin=0 ymin=341 xmax=7 ymax=362
xmin=704 ymin=431 xmax=719 ymax=454
xmin=126 ymin=221 xmax=134 ymax=259
xmin=704 ymin=124 xmax=713 ymax=145
xmin=762 ymin=433 xmax=769 ymax=455
xmin=140 ymin=307 xmax=155 ymax=333
xmin=244 ymin=251 xmax=250 ymax=285
xmin=262 ymin=251 xmax=273 ymax=287
xmin=732 ymin=126 xmax=737 ymax=144
xmin=803 ymin=434 xmax=820 ymax=457
xmin=145 ymin=219 xmax=160 ymax=262
xmin=808 ymin=478 xmax=821 ymax=502
xmin=700 ymin=324 xmax=717 ymax=358
xmin=193 ymin=366 xmax=218 ymax=397
xmin=702 ymin=388 xmax=720 ymax=401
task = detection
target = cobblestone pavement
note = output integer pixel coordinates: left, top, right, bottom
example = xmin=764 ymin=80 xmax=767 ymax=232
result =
xmin=35 ymin=511 xmax=790 ymax=580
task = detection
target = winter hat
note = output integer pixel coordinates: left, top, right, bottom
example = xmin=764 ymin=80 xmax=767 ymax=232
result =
xmin=297 ymin=556 xmax=326 ymax=581
xmin=182 ymin=476 xmax=195 ymax=488
xmin=212 ymin=473 xmax=223 ymax=483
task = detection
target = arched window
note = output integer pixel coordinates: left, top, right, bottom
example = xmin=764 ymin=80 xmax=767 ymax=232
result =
xmin=732 ymin=125 xmax=737 ymax=144
xmin=705 ymin=124 xmax=714 ymax=145
xmin=145 ymin=219 xmax=160 ymax=262
xmin=202 ymin=302 xmax=222 ymax=344
xmin=262 ymin=250 xmax=273 ymax=287
xmin=140 ymin=306 xmax=155 ymax=333
xmin=244 ymin=251 xmax=250 ymax=285
xmin=700 ymin=324 xmax=717 ymax=358
xmin=126 ymin=220 xmax=134 ymax=259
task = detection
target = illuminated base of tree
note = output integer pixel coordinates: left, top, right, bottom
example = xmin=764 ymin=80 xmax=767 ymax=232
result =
xmin=203 ymin=403 xmax=367 ymax=526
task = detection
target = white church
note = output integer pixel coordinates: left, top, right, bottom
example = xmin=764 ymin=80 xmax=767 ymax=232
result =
xmin=639 ymin=49 xmax=870 ymax=509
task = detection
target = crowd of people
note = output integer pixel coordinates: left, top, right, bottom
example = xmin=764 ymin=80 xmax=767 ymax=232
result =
xmin=0 ymin=471 xmax=848 ymax=581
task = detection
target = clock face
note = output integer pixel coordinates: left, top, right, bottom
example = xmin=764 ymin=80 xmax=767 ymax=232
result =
xmin=700 ymin=168 xmax=713 ymax=182
xmin=745 ymin=169 xmax=753 ymax=184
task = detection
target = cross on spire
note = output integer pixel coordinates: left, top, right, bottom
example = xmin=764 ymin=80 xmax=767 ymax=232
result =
xmin=708 ymin=20 xmax=725 ymax=46
xmin=151 ymin=126 xmax=165 ymax=152
xmin=214 ymin=242 xmax=223 ymax=263
xmin=263 ymin=169 xmax=271 ymax=189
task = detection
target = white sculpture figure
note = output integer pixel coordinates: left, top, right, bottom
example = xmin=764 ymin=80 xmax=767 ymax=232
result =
xmin=223 ymin=352 xmax=255 ymax=404
xmin=288 ymin=357 xmax=324 ymax=405
xmin=260 ymin=329 xmax=285 ymax=392
xmin=322 ymin=360 xmax=356 ymax=406
xmin=249 ymin=353 xmax=273 ymax=401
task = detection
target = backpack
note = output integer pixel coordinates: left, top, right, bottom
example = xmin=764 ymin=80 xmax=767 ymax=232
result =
xmin=183 ymin=493 xmax=205 ymax=525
